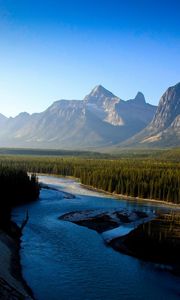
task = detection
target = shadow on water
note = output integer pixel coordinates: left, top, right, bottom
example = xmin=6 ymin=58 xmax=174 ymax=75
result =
xmin=12 ymin=175 xmax=180 ymax=300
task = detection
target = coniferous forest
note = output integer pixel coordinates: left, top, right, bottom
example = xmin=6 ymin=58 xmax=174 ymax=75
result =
xmin=0 ymin=166 xmax=39 ymax=230
xmin=0 ymin=153 xmax=179 ymax=204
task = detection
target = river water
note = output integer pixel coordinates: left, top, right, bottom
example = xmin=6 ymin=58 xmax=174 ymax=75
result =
xmin=12 ymin=175 xmax=180 ymax=300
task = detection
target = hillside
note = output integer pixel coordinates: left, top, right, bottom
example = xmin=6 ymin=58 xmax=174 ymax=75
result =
xmin=0 ymin=85 xmax=156 ymax=149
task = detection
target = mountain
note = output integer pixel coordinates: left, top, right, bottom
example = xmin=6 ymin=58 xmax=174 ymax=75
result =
xmin=0 ymin=85 xmax=156 ymax=149
xmin=121 ymin=82 xmax=180 ymax=148
xmin=0 ymin=113 xmax=7 ymax=126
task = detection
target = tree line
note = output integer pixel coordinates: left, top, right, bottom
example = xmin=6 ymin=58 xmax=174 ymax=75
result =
xmin=0 ymin=155 xmax=179 ymax=204
xmin=0 ymin=165 xmax=39 ymax=230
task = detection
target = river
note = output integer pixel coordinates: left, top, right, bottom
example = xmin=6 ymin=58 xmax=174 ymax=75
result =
xmin=12 ymin=175 xmax=180 ymax=300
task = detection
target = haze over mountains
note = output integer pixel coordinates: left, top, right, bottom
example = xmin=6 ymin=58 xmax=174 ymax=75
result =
xmin=0 ymin=82 xmax=179 ymax=149
xmin=123 ymin=82 xmax=180 ymax=148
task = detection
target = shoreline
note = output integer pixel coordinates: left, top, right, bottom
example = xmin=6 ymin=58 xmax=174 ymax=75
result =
xmin=80 ymin=183 xmax=180 ymax=209
xmin=40 ymin=182 xmax=75 ymax=199
xmin=38 ymin=173 xmax=180 ymax=209
xmin=59 ymin=208 xmax=180 ymax=276
xmin=0 ymin=222 xmax=34 ymax=299
xmin=109 ymin=212 xmax=180 ymax=276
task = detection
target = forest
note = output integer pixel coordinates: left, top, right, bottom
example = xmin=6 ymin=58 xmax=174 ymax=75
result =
xmin=0 ymin=153 xmax=179 ymax=204
xmin=0 ymin=166 xmax=39 ymax=230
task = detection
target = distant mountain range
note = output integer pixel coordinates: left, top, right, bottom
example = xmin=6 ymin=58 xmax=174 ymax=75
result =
xmin=0 ymin=82 xmax=179 ymax=149
xmin=122 ymin=82 xmax=180 ymax=148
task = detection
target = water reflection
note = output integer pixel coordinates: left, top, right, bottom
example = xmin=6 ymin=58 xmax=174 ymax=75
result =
xmin=12 ymin=175 xmax=180 ymax=300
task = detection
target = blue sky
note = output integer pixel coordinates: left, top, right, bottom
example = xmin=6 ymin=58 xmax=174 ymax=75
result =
xmin=0 ymin=0 xmax=180 ymax=116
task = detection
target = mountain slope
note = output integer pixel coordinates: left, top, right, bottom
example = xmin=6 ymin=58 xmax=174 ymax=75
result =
xmin=0 ymin=113 xmax=7 ymax=126
xmin=121 ymin=82 xmax=180 ymax=148
xmin=0 ymin=85 xmax=156 ymax=149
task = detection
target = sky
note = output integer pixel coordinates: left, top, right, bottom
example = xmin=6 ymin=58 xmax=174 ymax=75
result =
xmin=0 ymin=0 xmax=180 ymax=117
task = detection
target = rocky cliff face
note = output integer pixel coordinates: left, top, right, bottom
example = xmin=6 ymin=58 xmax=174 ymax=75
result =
xmin=121 ymin=82 xmax=180 ymax=148
xmin=85 ymin=85 xmax=123 ymax=126
xmin=150 ymin=82 xmax=180 ymax=131
xmin=0 ymin=85 xmax=156 ymax=149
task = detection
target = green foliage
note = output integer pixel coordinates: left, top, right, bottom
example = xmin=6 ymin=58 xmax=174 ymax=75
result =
xmin=0 ymin=148 xmax=110 ymax=158
xmin=0 ymin=165 xmax=39 ymax=229
xmin=0 ymin=155 xmax=179 ymax=204
xmin=110 ymin=148 xmax=180 ymax=162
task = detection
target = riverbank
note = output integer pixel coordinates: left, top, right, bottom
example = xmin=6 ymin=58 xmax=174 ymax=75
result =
xmin=109 ymin=212 xmax=180 ymax=275
xmin=41 ymin=176 xmax=180 ymax=276
xmin=60 ymin=208 xmax=180 ymax=275
xmin=0 ymin=222 xmax=34 ymax=299
xmin=59 ymin=209 xmax=151 ymax=234
xmin=12 ymin=174 xmax=180 ymax=300
xmin=38 ymin=173 xmax=180 ymax=209
xmin=42 ymin=176 xmax=180 ymax=273
xmin=80 ymin=183 xmax=180 ymax=209
xmin=40 ymin=182 xmax=75 ymax=199
xmin=0 ymin=169 xmax=40 ymax=299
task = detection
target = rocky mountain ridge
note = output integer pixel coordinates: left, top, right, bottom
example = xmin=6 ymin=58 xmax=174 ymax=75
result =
xmin=0 ymin=85 xmax=157 ymax=149
xmin=1 ymin=82 xmax=180 ymax=149
xmin=121 ymin=82 xmax=180 ymax=148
